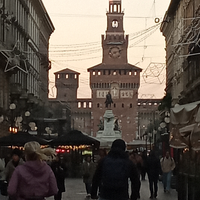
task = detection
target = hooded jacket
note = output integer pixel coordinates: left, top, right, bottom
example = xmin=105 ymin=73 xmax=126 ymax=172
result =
xmin=8 ymin=160 xmax=58 ymax=200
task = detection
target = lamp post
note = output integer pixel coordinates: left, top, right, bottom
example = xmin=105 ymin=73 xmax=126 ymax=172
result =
xmin=9 ymin=103 xmax=18 ymax=134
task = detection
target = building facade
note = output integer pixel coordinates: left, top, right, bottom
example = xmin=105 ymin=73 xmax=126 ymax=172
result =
xmin=0 ymin=0 xmax=54 ymax=135
xmin=88 ymin=0 xmax=142 ymax=142
xmin=161 ymin=0 xmax=200 ymax=105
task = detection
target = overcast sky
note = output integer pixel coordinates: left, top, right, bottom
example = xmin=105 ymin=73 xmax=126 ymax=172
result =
xmin=42 ymin=0 xmax=171 ymax=99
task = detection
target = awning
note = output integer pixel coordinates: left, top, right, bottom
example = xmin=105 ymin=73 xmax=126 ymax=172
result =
xmin=170 ymin=101 xmax=200 ymax=149
xmin=170 ymin=101 xmax=200 ymax=125
xmin=50 ymin=130 xmax=100 ymax=148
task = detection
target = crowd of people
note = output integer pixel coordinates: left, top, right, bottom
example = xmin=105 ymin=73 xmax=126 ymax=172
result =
xmin=0 ymin=139 xmax=176 ymax=200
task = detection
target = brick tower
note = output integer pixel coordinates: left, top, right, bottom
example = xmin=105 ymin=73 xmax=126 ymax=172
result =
xmin=88 ymin=0 xmax=142 ymax=142
xmin=55 ymin=68 xmax=80 ymax=108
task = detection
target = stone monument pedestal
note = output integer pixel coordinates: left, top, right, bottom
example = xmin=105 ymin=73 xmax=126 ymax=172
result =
xmin=96 ymin=109 xmax=122 ymax=147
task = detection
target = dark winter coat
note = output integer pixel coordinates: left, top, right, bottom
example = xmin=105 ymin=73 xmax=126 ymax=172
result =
xmin=146 ymin=154 xmax=161 ymax=179
xmin=91 ymin=148 xmax=140 ymax=200
xmin=51 ymin=161 xmax=66 ymax=192
xmin=82 ymin=161 xmax=96 ymax=184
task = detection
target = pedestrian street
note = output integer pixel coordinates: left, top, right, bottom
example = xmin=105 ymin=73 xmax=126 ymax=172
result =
xmin=45 ymin=178 xmax=178 ymax=200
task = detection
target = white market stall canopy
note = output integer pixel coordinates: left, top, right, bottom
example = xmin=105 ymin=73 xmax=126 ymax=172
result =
xmin=170 ymin=101 xmax=200 ymax=150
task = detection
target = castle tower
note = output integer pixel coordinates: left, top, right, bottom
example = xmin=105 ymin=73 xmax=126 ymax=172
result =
xmin=55 ymin=68 xmax=80 ymax=104
xmin=88 ymin=0 xmax=142 ymax=142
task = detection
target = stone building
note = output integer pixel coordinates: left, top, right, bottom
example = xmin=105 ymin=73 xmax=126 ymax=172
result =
xmin=0 ymin=0 xmax=54 ymax=135
xmin=161 ymin=0 xmax=200 ymax=105
xmin=52 ymin=0 xmax=163 ymax=143
xmin=52 ymin=68 xmax=92 ymax=135
xmin=88 ymin=0 xmax=142 ymax=142
xmin=138 ymin=98 xmax=161 ymax=139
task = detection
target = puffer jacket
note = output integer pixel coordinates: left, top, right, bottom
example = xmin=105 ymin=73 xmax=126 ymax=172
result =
xmin=8 ymin=160 xmax=58 ymax=200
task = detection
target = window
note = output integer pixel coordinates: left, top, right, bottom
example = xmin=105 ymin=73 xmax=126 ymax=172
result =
xmin=112 ymin=20 xmax=118 ymax=27
xmin=113 ymin=71 xmax=116 ymax=75
xmin=66 ymin=74 xmax=68 ymax=79
xmin=98 ymin=71 xmax=101 ymax=75
xmin=130 ymin=104 xmax=132 ymax=108
xmin=129 ymin=71 xmax=132 ymax=75
xmin=57 ymin=74 xmax=60 ymax=79
xmin=93 ymin=71 xmax=95 ymax=75
xmin=97 ymin=103 xmax=100 ymax=108
xmin=122 ymin=103 xmax=124 ymax=108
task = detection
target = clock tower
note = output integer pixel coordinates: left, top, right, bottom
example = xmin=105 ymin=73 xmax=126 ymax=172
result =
xmin=88 ymin=0 xmax=142 ymax=143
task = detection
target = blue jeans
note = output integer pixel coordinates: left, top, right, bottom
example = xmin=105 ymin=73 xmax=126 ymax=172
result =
xmin=162 ymin=171 xmax=172 ymax=191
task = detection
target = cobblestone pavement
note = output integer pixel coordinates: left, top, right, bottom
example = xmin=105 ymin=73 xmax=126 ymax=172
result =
xmin=46 ymin=178 xmax=178 ymax=200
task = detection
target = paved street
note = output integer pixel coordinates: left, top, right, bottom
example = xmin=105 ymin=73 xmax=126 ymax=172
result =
xmin=46 ymin=178 xmax=178 ymax=200
xmin=0 ymin=178 xmax=177 ymax=200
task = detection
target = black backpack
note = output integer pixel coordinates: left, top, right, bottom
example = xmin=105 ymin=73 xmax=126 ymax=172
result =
xmin=101 ymin=156 xmax=128 ymax=189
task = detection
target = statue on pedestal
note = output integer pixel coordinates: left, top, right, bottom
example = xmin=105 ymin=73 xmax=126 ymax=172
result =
xmin=105 ymin=92 xmax=113 ymax=108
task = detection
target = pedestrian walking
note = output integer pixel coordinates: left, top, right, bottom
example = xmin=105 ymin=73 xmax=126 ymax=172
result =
xmin=82 ymin=154 xmax=96 ymax=198
xmin=91 ymin=139 xmax=140 ymax=200
xmin=160 ymin=151 xmax=176 ymax=193
xmin=3 ymin=148 xmax=24 ymax=183
xmin=146 ymin=150 xmax=161 ymax=199
xmin=7 ymin=141 xmax=58 ymax=200
xmin=51 ymin=154 xmax=66 ymax=200
xmin=129 ymin=150 xmax=143 ymax=198
xmin=141 ymin=150 xmax=148 ymax=181
xmin=0 ymin=148 xmax=24 ymax=197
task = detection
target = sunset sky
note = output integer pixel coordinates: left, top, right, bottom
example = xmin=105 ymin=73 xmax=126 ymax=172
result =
xmin=42 ymin=0 xmax=171 ymax=99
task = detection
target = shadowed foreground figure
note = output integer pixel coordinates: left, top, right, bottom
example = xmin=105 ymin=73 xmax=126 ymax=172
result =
xmin=91 ymin=139 xmax=140 ymax=200
xmin=146 ymin=150 xmax=161 ymax=199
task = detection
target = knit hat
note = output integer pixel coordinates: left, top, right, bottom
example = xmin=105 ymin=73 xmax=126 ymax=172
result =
xmin=111 ymin=139 xmax=126 ymax=151
xmin=11 ymin=148 xmax=22 ymax=157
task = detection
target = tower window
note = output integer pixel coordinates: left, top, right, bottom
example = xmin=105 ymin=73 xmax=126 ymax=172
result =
xmin=113 ymin=71 xmax=116 ymax=75
xmin=75 ymin=74 xmax=77 ymax=79
xmin=98 ymin=71 xmax=101 ymax=75
xmin=134 ymin=71 xmax=137 ymax=75
xmin=89 ymin=102 xmax=92 ymax=108
xmin=122 ymin=103 xmax=124 ymax=108
xmin=114 ymin=103 xmax=116 ymax=108
xmin=66 ymin=74 xmax=68 ymax=79
xmin=78 ymin=102 xmax=81 ymax=108
xmin=129 ymin=71 xmax=132 ymax=75
xmin=57 ymin=74 xmax=60 ymax=79
xmin=112 ymin=20 xmax=118 ymax=28
xmin=93 ymin=71 xmax=95 ymax=75
xmin=83 ymin=102 xmax=86 ymax=108
xmin=130 ymin=104 xmax=132 ymax=108
xmin=97 ymin=103 xmax=100 ymax=108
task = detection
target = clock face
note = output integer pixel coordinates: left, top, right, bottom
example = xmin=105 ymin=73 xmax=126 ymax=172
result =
xmin=109 ymin=47 xmax=121 ymax=58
